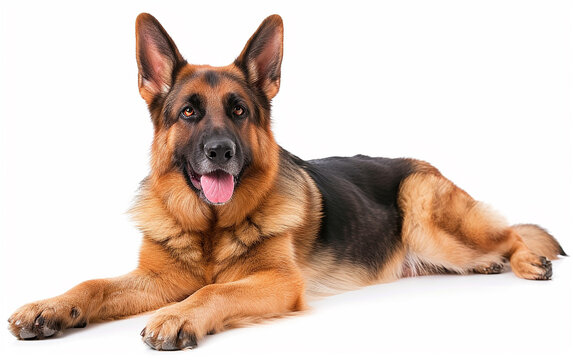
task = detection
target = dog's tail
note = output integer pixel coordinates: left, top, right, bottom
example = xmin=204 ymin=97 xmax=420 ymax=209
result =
xmin=512 ymin=224 xmax=567 ymax=260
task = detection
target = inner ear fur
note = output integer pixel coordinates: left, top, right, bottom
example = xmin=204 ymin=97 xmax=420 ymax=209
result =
xmin=235 ymin=15 xmax=284 ymax=101
xmin=135 ymin=13 xmax=185 ymax=105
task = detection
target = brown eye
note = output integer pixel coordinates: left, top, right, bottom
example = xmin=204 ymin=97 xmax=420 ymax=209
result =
xmin=181 ymin=107 xmax=195 ymax=118
xmin=233 ymin=105 xmax=245 ymax=117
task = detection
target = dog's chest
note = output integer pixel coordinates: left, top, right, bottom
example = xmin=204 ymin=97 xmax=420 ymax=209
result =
xmin=160 ymin=218 xmax=264 ymax=273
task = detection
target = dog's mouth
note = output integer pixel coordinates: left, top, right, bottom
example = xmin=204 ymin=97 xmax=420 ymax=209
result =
xmin=187 ymin=167 xmax=237 ymax=205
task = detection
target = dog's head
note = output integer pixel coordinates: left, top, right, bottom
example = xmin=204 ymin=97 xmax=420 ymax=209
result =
xmin=135 ymin=14 xmax=282 ymax=206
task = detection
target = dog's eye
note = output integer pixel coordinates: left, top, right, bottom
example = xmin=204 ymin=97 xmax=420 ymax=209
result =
xmin=181 ymin=107 xmax=195 ymax=119
xmin=232 ymin=105 xmax=245 ymax=117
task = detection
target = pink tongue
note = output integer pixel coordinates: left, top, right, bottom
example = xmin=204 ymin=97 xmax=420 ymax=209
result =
xmin=200 ymin=172 xmax=235 ymax=204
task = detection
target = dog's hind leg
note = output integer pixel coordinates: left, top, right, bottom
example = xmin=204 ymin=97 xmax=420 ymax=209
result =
xmin=398 ymin=166 xmax=564 ymax=280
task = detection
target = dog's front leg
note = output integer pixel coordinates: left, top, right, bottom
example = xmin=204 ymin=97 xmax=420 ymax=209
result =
xmin=141 ymin=267 xmax=305 ymax=350
xmin=8 ymin=240 xmax=202 ymax=340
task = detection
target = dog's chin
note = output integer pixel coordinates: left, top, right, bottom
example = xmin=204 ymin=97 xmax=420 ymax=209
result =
xmin=185 ymin=165 xmax=238 ymax=206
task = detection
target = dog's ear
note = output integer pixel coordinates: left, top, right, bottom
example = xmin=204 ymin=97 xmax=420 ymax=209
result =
xmin=235 ymin=15 xmax=284 ymax=100
xmin=135 ymin=13 xmax=184 ymax=105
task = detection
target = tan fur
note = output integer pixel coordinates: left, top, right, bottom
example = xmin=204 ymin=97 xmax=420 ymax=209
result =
xmin=8 ymin=14 xmax=563 ymax=350
xmin=512 ymin=224 xmax=564 ymax=260
xmin=301 ymin=251 xmax=372 ymax=299
xmin=398 ymin=160 xmax=558 ymax=280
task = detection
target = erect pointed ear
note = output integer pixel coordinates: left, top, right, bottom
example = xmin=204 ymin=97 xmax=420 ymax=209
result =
xmin=235 ymin=15 xmax=284 ymax=100
xmin=135 ymin=13 xmax=185 ymax=105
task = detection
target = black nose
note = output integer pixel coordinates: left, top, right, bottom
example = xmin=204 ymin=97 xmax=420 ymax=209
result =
xmin=204 ymin=139 xmax=236 ymax=165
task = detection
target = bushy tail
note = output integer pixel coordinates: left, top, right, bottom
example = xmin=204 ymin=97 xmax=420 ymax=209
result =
xmin=512 ymin=224 xmax=567 ymax=260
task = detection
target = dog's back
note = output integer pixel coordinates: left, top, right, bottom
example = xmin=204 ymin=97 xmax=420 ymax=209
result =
xmin=283 ymin=150 xmax=563 ymax=296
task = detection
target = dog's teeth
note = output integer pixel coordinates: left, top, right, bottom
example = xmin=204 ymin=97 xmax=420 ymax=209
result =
xmin=15 ymin=320 xmax=21 ymax=326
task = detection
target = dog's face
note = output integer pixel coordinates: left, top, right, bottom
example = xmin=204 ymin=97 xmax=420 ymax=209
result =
xmin=135 ymin=14 xmax=283 ymax=205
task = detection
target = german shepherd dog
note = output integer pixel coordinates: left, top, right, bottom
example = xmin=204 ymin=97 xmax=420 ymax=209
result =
xmin=8 ymin=14 xmax=566 ymax=350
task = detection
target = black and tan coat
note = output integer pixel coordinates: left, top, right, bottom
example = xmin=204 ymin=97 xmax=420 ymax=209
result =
xmin=8 ymin=14 xmax=565 ymax=351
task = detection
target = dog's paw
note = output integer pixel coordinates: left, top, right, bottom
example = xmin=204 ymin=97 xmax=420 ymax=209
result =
xmin=141 ymin=308 xmax=202 ymax=351
xmin=510 ymin=251 xmax=552 ymax=280
xmin=473 ymin=262 xmax=505 ymax=274
xmin=8 ymin=299 xmax=85 ymax=340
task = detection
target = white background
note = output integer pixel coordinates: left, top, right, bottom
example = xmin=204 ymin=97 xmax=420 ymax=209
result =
xmin=1 ymin=0 xmax=571 ymax=359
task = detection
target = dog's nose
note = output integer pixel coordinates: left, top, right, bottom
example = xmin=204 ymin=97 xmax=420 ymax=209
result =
xmin=204 ymin=139 xmax=236 ymax=164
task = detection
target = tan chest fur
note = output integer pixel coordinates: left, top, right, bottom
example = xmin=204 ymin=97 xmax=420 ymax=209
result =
xmin=129 ymin=167 xmax=321 ymax=285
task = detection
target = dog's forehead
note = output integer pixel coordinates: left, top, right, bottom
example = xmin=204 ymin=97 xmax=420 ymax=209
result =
xmin=173 ymin=65 xmax=250 ymax=101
